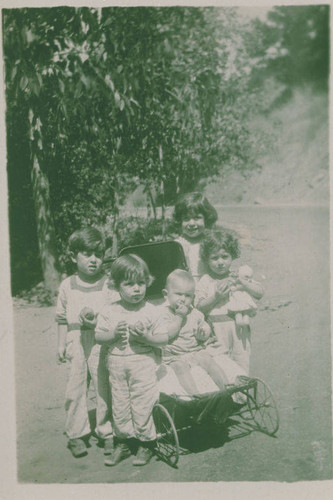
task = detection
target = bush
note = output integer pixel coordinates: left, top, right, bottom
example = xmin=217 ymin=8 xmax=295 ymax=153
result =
xmin=14 ymin=281 xmax=55 ymax=307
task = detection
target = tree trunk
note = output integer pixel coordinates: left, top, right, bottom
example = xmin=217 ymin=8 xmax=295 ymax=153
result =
xmin=159 ymin=145 xmax=166 ymax=239
xmin=146 ymin=196 xmax=152 ymax=219
xmin=175 ymin=175 xmax=180 ymax=196
xmin=31 ymin=154 xmax=61 ymax=297
xmin=160 ymin=179 xmax=166 ymax=240
xmin=111 ymin=190 xmax=120 ymax=258
xmin=146 ymin=184 xmax=157 ymax=219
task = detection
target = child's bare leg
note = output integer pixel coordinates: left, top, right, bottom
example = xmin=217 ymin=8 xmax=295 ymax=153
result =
xmin=242 ymin=314 xmax=250 ymax=326
xmin=197 ymin=352 xmax=228 ymax=390
xmin=169 ymin=360 xmax=199 ymax=395
xmin=232 ymin=324 xmax=251 ymax=375
xmin=235 ymin=312 xmax=244 ymax=327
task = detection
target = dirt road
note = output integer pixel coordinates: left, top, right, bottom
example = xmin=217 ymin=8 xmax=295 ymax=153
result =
xmin=14 ymin=206 xmax=331 ymax=482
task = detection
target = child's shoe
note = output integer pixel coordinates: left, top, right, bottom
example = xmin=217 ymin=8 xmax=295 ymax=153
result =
xmin=104 ymin=443 xmax=131 ymax=466
xmin=104 ymin=437 xmax=114 ymax=455
xmin=132 ymin=446 xmax=154 ymax=466
xmin=68 ymin=438 xmax=87 ymax=458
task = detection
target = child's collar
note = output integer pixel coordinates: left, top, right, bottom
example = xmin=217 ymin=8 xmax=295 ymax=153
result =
xmin=119 ymin=298 xmax=146 ymax=311
xmin=71 ymin=273 xmax=106 ymax=291
xmin=207 ymin=269 xmax=231 ymax=280
xmin=180 ymin=234 xmax=204 ymax=244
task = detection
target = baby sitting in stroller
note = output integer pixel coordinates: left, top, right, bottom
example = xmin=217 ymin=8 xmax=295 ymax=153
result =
xmin=156 ymin=269 xmax=229 ymax=395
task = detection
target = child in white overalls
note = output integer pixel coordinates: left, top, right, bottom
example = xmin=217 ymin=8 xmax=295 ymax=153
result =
xmin=56 ymin=227 xmax=115 ymax=458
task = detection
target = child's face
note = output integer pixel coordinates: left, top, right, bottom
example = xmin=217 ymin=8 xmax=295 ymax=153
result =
xmin=72 ymin=249 xmax=103 ymax=279
xmin=207 ymin=248 xmax=233 ymax=278
xmin=181 ymin=213 xmax=205 ymax=241
xmin=165 ymin=278 xmax=195 ymax=310
xmin=119 ymin=279 xmax=147 ymax=305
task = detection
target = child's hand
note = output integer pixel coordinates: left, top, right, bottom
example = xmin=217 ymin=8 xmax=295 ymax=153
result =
xmin=115 ymin=320 xmax=128 ymax=337
xmin=79 ymin=307 xmax=97 ymax=329
xmin=228 ymin=272 xmax=242 ymax=292
xmin=230 ymin=282 xmax=244 ymax=292
xmin=215 ymin=280 xmax=232 ymax=299
xmin=129 ymin=320 xmax=152 ymax=342
xmin=129 ymin=321 xmax=145 ymax=337
xmin=195 ymin=322 xmax=211 ymax=343
xmin=57 ymin=345 xmax=66 ymax=364
xmin=114 ymin=321 xmax=128 ymax=347
xmin=174 ymin=303 xmax=192 ymax=317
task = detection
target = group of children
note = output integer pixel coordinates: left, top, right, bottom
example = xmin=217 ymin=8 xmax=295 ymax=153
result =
xmin=56 ymin=192 xmax=263 ymax=466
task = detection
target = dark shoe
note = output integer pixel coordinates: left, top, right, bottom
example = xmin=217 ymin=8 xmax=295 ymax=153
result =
xmin=104 ymin=437 xmax=114 ymax=455
xmin=132 ymin=446 xmax=154 ymax=466
xmin=104 ymin=443 xmax=131 ymax=466
xmin=68 ymin=438 xmax=87 ymax=458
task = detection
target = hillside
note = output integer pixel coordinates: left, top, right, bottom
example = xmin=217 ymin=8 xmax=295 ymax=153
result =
xmin=206 ymin=88 xmax=329 ymax=205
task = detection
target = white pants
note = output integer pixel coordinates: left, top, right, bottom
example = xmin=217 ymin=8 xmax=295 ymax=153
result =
xmin=107 ymin=353 xmax=158 ymax=441
xmin=210 ymin=320 xmax=251 ymax=375
xmin=65 ymin=330 xmax=113 ymax=440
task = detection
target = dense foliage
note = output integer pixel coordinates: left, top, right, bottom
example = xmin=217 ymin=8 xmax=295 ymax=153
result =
xmin=247 ymin=5 xmax=329 ymax=90
xmin=3 ymin=5 xmax=329 ymax=295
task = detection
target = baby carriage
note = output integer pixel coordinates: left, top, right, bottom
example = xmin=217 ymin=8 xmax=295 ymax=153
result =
xmin=120 ymin=241 xmax=279 ymax=467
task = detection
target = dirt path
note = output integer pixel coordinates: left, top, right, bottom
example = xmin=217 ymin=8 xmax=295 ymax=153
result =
xmin=14 ymin=206 xmax=331 ymax=482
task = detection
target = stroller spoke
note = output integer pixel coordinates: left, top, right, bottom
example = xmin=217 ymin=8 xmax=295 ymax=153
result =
xmin=245 ymin=378 xmax=279 ymax=435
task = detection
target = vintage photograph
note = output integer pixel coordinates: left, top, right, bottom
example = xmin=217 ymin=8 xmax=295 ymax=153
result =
xmin=1 ymin=0 xmax=331 ymax=487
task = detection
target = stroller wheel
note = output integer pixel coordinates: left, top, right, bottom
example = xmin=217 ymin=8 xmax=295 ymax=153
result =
xmin=246 ymin=378 xmax=280 ymax=435
xmin=153 ymin=403 xmax=179 ymax=467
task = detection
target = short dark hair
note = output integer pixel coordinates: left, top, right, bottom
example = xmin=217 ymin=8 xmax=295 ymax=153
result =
xmin=110 ymin=254 xmax=154 ymax=289
xmin=200 ymin=230 xmax=240 ymax=261
xmin=173 ymin=192 xmax=217 ymax=228
xmin=69 ymin=227 xmax=105 ymax=256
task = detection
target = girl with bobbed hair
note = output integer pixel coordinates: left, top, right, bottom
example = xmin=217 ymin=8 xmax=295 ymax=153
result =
xmin=196 ymin=230 xmax=264 ymax=375
xmin=173 ymin=192 xmax=218 ymax=281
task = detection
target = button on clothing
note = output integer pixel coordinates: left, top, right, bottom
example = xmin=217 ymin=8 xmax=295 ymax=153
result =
xmin=56 ymin=274 xmax=117 ymax=440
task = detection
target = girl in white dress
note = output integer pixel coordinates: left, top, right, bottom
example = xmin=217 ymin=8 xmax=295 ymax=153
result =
xmin=196 ymin=230 xmax=264 ymax=375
